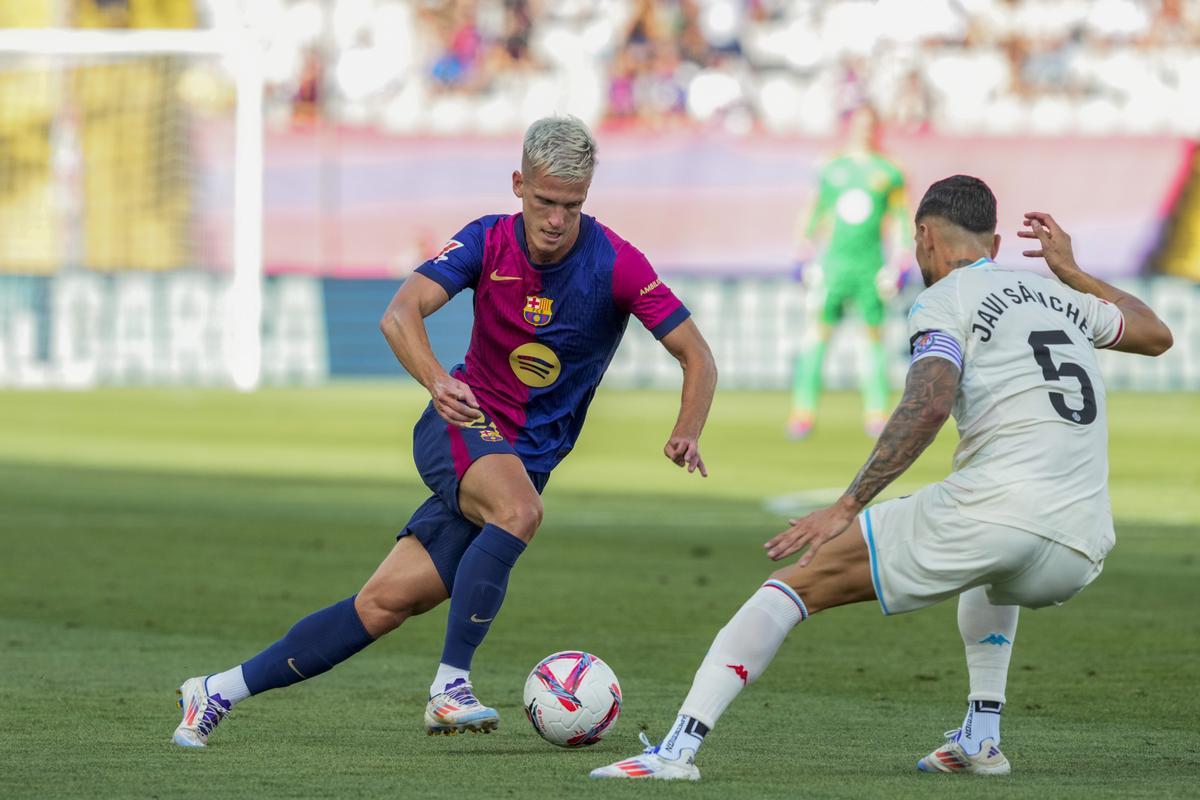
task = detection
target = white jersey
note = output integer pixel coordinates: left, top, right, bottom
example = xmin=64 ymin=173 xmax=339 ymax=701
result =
xmin=907 ymin=258 xmax=1125 ymax=562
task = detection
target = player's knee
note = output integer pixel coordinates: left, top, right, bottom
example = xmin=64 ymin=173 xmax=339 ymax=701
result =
xmin=354 ymin=588 xmax=419 ymax=637
xmin=492 ymin=495 xmax=543 ymax=542
xmin=769 ymin=562 xmax=854 ymax=616
xmin=769 ymin=568 xmax=820 ymax=615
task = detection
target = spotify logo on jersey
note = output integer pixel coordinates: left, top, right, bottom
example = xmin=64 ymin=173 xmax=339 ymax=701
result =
xmin=509 ymin=343 xmax=561 ymax=388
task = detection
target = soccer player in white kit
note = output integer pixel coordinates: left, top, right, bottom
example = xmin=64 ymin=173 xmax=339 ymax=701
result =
xmin=591 ymin=175 xmax=1174 ymax=780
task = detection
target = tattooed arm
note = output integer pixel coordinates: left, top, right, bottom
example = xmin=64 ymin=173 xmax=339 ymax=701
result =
xmin=845 ymin=355 xmax=960 ymax=509
xmin=764 ymin=355 xmax=961 ymax=565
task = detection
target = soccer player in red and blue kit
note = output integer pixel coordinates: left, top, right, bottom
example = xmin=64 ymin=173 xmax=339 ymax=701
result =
xmin=172 ymin=116 xmax=718 ymax=746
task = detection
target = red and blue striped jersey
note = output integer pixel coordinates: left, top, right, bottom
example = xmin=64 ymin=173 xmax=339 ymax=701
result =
xmin=415 ymin=213 xmax=689 ymax=472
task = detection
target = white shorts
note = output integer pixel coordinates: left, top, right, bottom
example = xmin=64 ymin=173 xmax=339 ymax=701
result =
xmin=861 ymin=483 xmax=1104 ymax=615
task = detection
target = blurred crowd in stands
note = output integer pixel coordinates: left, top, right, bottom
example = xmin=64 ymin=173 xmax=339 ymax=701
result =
xmin=202 ymin=0 xmax=1200 ymax=135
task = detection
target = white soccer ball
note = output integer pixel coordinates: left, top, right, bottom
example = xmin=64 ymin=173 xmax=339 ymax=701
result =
xmin=523 ymin=651 xmax=622 ymax=748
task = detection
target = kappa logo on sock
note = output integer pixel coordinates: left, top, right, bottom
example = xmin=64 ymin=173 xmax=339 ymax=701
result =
xmin=978 ymin=633 xmax=1012 ymax=646
xmin=726 ymin=664 xmax=749 ymax=685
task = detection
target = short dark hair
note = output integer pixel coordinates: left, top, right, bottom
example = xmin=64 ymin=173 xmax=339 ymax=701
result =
xmin=915 ymin=175 xmax=997 ymax=234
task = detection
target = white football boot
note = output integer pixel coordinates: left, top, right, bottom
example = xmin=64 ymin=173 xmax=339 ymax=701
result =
xmin=173 ymin=677 xmax=231 ymax=748
xmin=424 ymin=678 xmax=499 ymax=735
xmin=589 ymin=732 xmax=702 ymax=781
xmin=917 ymin=729 xmax=1011 ymax=775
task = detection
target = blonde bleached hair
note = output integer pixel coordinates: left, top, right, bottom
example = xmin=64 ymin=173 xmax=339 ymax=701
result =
xmin=521 ymin=116 xmax=597 ymax=183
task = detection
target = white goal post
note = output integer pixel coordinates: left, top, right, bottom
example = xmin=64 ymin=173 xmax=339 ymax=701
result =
xmin=0 ymin=27 xmax=264 ymax=390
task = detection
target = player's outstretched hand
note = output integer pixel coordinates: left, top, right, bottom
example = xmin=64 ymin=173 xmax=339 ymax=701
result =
xmin=664 ymin=436 xmax=708 ymax=477
xmin=1018 ymin=212 xmax=1081 ymax=279
xmin=430 ymin=373 xmax=482 ymax=426
xmin=764 ymin=501 xmax=857 ymax=566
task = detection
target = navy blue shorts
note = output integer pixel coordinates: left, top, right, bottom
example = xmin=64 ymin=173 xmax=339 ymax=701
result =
xmin=397 ymin=402 xmax=549 ymax=592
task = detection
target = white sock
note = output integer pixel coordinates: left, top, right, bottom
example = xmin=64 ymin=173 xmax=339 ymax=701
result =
xmin=431 ymin=663 xmax=469 ymax=697
xmin=657 ymin=714 xmax=710 ymax=763
xmin=957 ymin=586 xmax=1018 ymax=704
xmin=674 ymin=580 xmax=808 ymax=754
xmin=955 ymin=586 xmax=1018 ymax=753
xmin=205 ymin=666 xmax=250 ymax=707
xmin=960 ymin=700 xmax=1003 ymax=754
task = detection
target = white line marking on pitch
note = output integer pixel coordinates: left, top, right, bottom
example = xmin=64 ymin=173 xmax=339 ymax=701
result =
xmin=763 ymin=485 xmax=924 ymax=517
xmin=762 ymin=488 xmax=846 ymax=516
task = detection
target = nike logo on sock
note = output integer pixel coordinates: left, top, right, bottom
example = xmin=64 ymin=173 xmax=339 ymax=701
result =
xmin=470 ymin=614 xmax=494 ymax=623
xmin=287 ymin=658 xmax=307 ymax=679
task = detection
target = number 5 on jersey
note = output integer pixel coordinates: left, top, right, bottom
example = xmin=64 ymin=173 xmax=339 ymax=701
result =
xmin=1027 ymin=330 xmax=1096 ymax=425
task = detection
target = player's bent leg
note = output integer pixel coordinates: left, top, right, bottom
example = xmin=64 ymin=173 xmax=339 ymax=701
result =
xmin=592 ymin=523 xmax=875 ymax=780
xmin=457 ymin=453 xmax=544 ymax=542
xmin=356 ymin=535 xmax=450 ymax=636
xmin=172 ymin=537 xmax=446 ymax=748
xmin=920 ymin=538 xmax=1096 ymax=775
xmin=767 ymin=518 xmax=876 ymax=614
xmin=425 ymin=454 xmax=542 ymax=734
xmin=915 ymin=590 xmax=1015 ymax=776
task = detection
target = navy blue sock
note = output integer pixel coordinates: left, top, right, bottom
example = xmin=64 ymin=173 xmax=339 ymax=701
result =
xmin=241 ymin=595 xmax=374 ymax=696
xmin=440 ymin=524 xmax=527 ymax=670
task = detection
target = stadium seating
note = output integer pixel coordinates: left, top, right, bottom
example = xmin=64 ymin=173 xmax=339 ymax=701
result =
xmin=192 ymin=0 xmax=1200 ymax=136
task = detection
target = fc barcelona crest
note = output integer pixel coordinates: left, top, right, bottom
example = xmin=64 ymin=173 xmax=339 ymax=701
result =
xmin=465 ymin=412 xmax=505 ymax=443
xmin=523 ymin=295 xmax=554 ymax=327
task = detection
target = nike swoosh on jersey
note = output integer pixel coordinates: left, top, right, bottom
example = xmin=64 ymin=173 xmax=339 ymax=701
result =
xmin=470 ymin=614 xmax=495 ymax=623
xmin=490 ymin=270 xmax=522 ymax=282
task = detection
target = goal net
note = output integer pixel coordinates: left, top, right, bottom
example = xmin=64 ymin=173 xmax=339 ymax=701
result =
xmin=0 ymin=28 xmax=263 ymax=389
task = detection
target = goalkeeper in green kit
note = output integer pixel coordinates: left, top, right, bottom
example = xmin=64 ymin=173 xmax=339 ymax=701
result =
xmin=788 ymin=105 xmax=911 ymax=440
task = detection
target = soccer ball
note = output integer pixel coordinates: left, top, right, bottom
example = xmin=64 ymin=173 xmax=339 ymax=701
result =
xmin=523 ymin=651 xmax=622 ymax=748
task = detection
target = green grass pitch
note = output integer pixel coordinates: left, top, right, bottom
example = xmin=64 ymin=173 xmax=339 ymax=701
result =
xmin=1 ymin=385 xmax=1198 ymax=798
